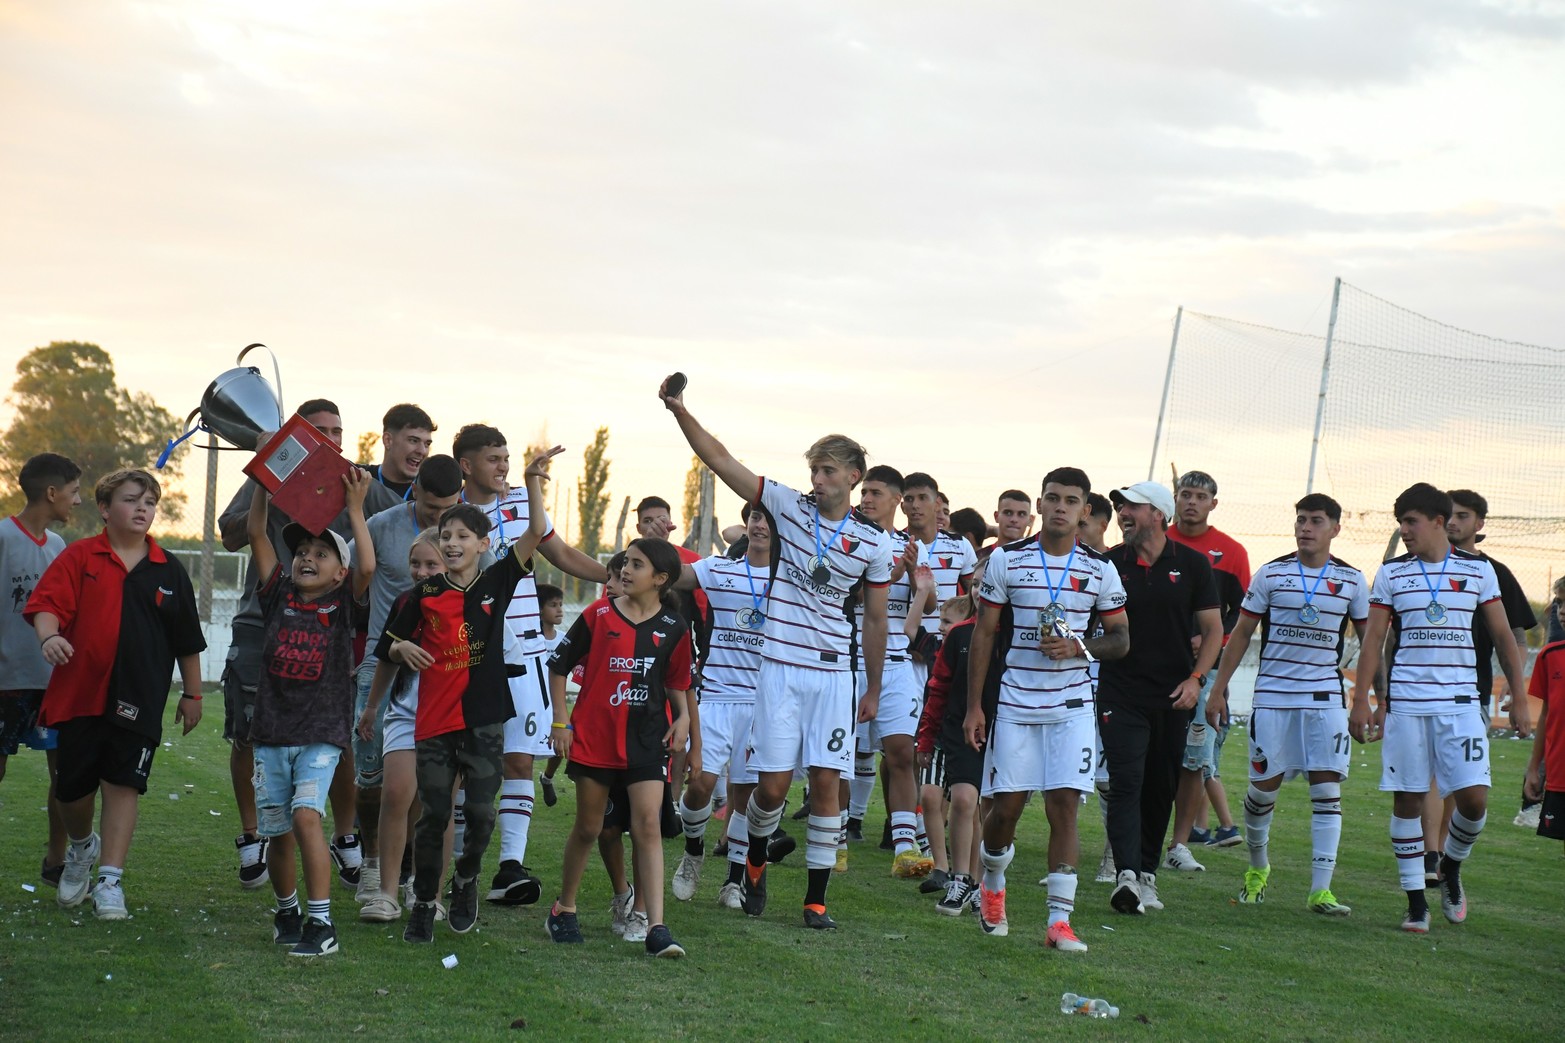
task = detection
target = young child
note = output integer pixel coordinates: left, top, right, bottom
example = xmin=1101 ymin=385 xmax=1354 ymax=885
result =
xmin=917 ymin=580 xmax=984 ymax=915
xmin=546 ymin=538 xmax=694 ymax=957
xmin=1 ymin=453 xmax=80 ymax=887
xmin=1526 ymin=595 xmax=1565 ymax=849
xmin=382 ymin=447 xmax=559 ymax=942
xmin=26 ymin=469 xmax=205 ymax=920
xmin=247 ymin=470 xmax=374 ymax=956
xmin=536 ymin=583 xmax=567 ymax=807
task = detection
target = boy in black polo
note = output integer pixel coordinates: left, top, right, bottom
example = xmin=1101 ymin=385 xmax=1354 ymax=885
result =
xmin=1097 ymin=482 xmax=1222 ymax=916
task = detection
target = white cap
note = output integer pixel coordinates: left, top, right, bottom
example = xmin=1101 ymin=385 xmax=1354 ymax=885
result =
xmin=1109 ymin=481 xmax=1175 ymax=523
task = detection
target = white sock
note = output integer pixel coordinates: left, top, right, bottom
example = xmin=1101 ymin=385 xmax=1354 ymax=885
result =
xmin=914 ymin=807 xmax=931 ymax=856
xmin=1244 ymin=784 xmax=1277 ymax=870
xmin=1045 ymin=868 xmax=1076 ymax=926
xmin=849 ymin=755 xmax=876 ymax=819
xmin=498 ymin=779 xmax=534 ymax=864
xmin=1444 ymin=809 xmax=1486 ymax=863
xmin=891 ymin=810 xmax=918 ymax=855
xmin=679 ymin=796 xmax=713 ymax=841
xmin=1308 ymin=781 xmax=1342 ymax=891
xmin=980 ymin=843 xmax=1013 ymax=893
xmin=1391 ymin=815 xmax=1424 ymax=892
xmin=836 ymin=810 xmax=848 ymax=853
xmin=307 ymin=897 xmax=331 ymax=925
xmin=726 ymin=806 xmax=749 ymax=866
xmin=806 ymin=815 xmax=838 ymax=870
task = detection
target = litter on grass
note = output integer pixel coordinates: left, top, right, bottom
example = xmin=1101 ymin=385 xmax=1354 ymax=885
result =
xmin=20 ymin=884 xmax=35 ymax=893
xmin=442 ymin=954 xmax=458 ymax=969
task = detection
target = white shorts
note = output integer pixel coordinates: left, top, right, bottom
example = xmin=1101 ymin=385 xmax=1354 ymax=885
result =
xmin=1380 ymin=709 xmax=1490 ymax=797
xmin=1247 ymin=706 xmax=1351 ymax=782
xmin=853 ymin=661 xmax=921 ymax=749
xmin=981 ymin=714 xmax=1097 ymax=797
xmin=503 ymin=652 xmax=554 ymax=758
xmin=698 ymin=700 xmax=758 ymax=786
xmin=747 ymin=659 xmax=854 ymax=775
xmin=1092 ymin=719 xmax=1109 ymax=785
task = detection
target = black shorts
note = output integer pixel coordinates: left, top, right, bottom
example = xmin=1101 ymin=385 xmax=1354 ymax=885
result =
xmin=569 ymin=762 xmax=677 ymax=838
xmin=222 ymin=628 xmax=263 ymax=746
xmin=54 ymin=717 xmax=158 ymax=802
xmin=0 ymin=689 xmax=48 ymax=756
xmin=1538 ymin=791 xmax=1565 ymax=841
xmin=938 ymin=740 xmax=983 ymax=791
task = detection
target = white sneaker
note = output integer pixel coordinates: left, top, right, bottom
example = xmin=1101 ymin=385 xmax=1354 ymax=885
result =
xmin=401 ymin=880 xmax=416 ymax=909
xmin=58 ymin=834 xmax=100 ymax=909
xmin=717 ymin=881 xmax=744 ymax=910
xmin=360 ymin=892 xmax=401 ymax=923
xmin=1139 ymin=872 xmax=1164 ymax=911
xmin=1109 ymin=869 xmax=1143 ymax=915
xmin=622 ymin=910 xmax=650 ymax=942
xmin=92 ymin=878 xmax=128 ymax=920
xmin=610 ymin=886 xmax=636 ymax=936
xmin=1094 ymin=846 xmax=1117 ymax=884
xmin=1163 ymin=843 xmax=1205 ymax=872
xmin=1515 ymin=805 xmax=1542 ymax=829
xmin=356 ymin=859 xmax=381 ymax=904
xmin=672 ymin=852 xmax=704 ymax=902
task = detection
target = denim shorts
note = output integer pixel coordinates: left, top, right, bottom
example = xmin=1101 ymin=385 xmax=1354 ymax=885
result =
xmin=351 ymin=661 xmax=387 ymax=788
xmin=1182 ymin=673 xmax=1219 ymax=775
xmin=253 ymin=742 xmax=342 ymax=837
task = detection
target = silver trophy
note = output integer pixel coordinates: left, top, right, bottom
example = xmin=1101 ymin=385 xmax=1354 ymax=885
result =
xmin=1050 ymin=617 xmax=1095 ymax=663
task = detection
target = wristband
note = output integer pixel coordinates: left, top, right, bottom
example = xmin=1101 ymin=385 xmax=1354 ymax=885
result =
xmin=551 ymin=722 xmax=572 ymax=731
xmin=181 ymin=692 xmax=201 ymax=701
xmin=40 ymin=633 xmax=63 ymax=647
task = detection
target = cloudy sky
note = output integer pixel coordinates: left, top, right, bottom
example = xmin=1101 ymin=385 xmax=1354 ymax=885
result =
xmin=3 ymin=0 xmax=1563 ymax=562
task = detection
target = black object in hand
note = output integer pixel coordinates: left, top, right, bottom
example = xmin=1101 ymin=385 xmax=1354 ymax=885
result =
xmin=664 ymin=372 xmax=688 ymax=399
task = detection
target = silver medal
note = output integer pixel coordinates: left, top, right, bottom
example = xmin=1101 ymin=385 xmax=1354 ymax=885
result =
xmin=1425 ymin=601 xmax=1446 ymax=624
xmin=1298 ymin=603 xmax=1320 ymax=625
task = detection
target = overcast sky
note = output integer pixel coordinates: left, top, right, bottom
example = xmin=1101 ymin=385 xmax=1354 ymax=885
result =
xmin=3 ymin=0 xmax=1562 ymax=557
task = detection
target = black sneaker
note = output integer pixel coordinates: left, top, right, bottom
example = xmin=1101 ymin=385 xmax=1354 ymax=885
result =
xmin=486 ymin=860 xmax=542 ymax=905
xmin=547 ymin=903 xmax=584 ymax=943
xmin=803 ymin=906 xmax=838 ymax=930
xmin=879 ymin=819 xmax=893 ymax=851
xmin=766 ymin=831 xmax=797 ymax=865
xmin=713 ymin=838 xmax=729 ymax=859
xmin=330 ymin=834 xmax=362 ymax=890
xmin=273 ymin=906 xmax=304 ymax=945
xmin=449 ymin=876 xmax=479 ymax=933
xmin=289 ymin=917 xmax=339 ymax=958
xmin=404 ymin=901 xmax=436 ymax=943
xmin=40 ymin=857 xmax=63 ymax=889
xmin=540 ymin=774 xmax=558 ymax=808
xmin=1423 ymin=850 xmax=1441 ymax=889
xmin=236 ymin=833 xmax=270 ymax=890
xmin=845 ymin=817 xmax=864 ymax=843
xmin=644 ymin=924 xmax=686 ymax=958
xmin=920 ymin=867 xmax=950 ymax=895
xmin=740 ymin=866 xmax=767 ymax=918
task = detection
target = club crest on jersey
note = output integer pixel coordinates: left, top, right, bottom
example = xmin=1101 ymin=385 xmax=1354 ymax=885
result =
xmin=1448 ymin=578 xmax=1468 ymax=592
xmin=938 ymin=556 xmax=953 ymax=568
xmin=1069 ymin=575 xmax=1087 ymax=593
xmin=839 ymin=535 xmax=860 ymax=554
xmin=1167 ymin=570 xmax=1182 ymax=583
xmin=481 ymin=594 xmax=495 ymax=615
xmin=316 ymin=603 xmax=338 ymax=627
xmin=652 ymin=631 xmax=665 ymax=647
xmin=501 ymin=506 xmax=521 ymax=522
xmin=1210 ymin=550 xmax=1224 ymax=562
xmin=1326 ymin=580 xmax=1344 ymax=596
xmin=156 ymin=585 xmax=173 ymax=607
xmin=1252 ymin=754 xmax=1269 ymax=775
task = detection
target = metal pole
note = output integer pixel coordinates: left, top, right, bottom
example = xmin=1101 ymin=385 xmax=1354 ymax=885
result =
xmin=199 ymin=430 xmax=218 ymax=623
xmin=1146 ymin=306 xmax=1183 ymax=481
xmin=1306 ymin=277 xmax=1343 ymax=494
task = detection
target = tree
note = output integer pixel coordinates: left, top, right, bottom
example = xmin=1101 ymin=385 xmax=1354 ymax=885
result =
xmin=356 ymin=431 xmax=379 ymax=465
xmin=682 ymin=455 xmax=702 ymax=533
xmin=576 ymin=426 xmax=611 ymax=560
xmin=1 ymin=342 xmax=188 ymax=540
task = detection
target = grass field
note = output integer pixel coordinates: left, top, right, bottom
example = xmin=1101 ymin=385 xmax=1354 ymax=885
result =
xmin=1 ymin=706 xmax=1562 ymax=1042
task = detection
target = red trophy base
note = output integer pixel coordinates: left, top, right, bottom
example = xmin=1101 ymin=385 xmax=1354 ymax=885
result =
xmin=243 ymin=414 xmax=351 ymax=535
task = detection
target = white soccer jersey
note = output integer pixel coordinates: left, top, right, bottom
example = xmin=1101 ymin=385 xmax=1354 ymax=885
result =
xmin=691 ymin=553 xmax=767 ymax=703
xmin=979 ymin=537 xmax=1126 ymax=724
xmin=757 ymin=477 xmax=893 ymax=672
xmin=1370 ymin=549 xmax=1500 ymax=716
xmin=1242 ymin=553 xmax=1370 ymax=710
xmin=467 ymin=485 xmax=554 ymax=658
xmin=855 ymin=528 xmax=912 ymax=660
xmin=915 ymin=530 xmax=978 ymax=632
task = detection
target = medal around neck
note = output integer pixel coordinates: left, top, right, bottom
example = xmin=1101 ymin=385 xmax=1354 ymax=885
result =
xmin=1425 ymin=601 xmax=1447 ymax=624
xmin=1298 ymin=604 xmax=1321 ymax=625
xmin=737 ymin=607 xmax=766 ymax=630
xmin=1040 ymin=602 xmax=1065 ymax=628
xmin=808 ymin=556 xmax=832 ymax=586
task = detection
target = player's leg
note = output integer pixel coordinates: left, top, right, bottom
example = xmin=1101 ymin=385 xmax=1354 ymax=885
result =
xmin=350 ymin=662 xmax=385 ymax=902
xmin=739 ymin=660 xmax=805 ymax=918
xmin=1167 ymin=689 xmax=1213 ymax=871
xmin=1039 ymin=713 xmax=1093 ymax=950
xmin=222 ymin=636 xmax=268 ymax=890
xmin=798 ymin=668 xmax=854 ymax=928
xmin=493 ymin=660 xmax=549 ymax=903
xmin=1300 ymin=706 xmax=1352 ymax=915
xmin=718 ymin=781 xmax=757 ymax=907
xmin=1237 ymin=707 xmax=1282 ymax=904
xmin=1420 ymin=783 xmax=1444 ymax=887
xmin=675 ymin=702 xmax=731 ymax=900
xmin=1435 ymin=710 xmax=1491 ymax=925
xmin=1383 ymin=712 xmax=1435 ymax=932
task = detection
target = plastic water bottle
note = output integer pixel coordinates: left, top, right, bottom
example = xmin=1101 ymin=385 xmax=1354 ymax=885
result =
xmin=1060 ymin=993 xmax=1119 ymax=1019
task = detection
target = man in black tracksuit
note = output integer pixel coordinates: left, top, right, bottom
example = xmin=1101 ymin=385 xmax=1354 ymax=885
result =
xmin=1098 ymin=482 xmax=1223 ymax=915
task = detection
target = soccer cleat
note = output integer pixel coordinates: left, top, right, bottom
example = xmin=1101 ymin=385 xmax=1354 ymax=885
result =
xmin=879 ymin=818 xmax=893 ymax=850
xmin=92 ymin=878 xmax=128 ymax=921
xmin=1094 ymin=846 xmax=1116 ymax=884
xmin=1238 ymin=865 xmax=1270 ymax=904
xmin=834 ymin=847 xmax=849 ymax=873
xmin=977 ymin=884 xmax=1008 ymax=936
xmin=486 ymin=860 xmax=542 ymax=905
xmin=716 ymin=882 xmax=744 ymax=910
xmin=1514 ymin=805 xmax=1541 ymax=829
xmin=40 ymin=857 xmax=63 ymax=889
xmin=58 ymin=833 xmax=100 ymax=909
xmin=290 ymin=917 xmax=339 ymax=958
xmin=1046 ymin=920 xmax=1088 ymax=953
xmin=273 ymin=905 xmax=304 ymax=944
xmin=1439 ymin=861 xmax=1467 ymax=924
xmin=623 ymin=910 xmax=650 ymax=942
xmin=672 ymin=853 xmax=704 ymax=901
xmin=791 ymin=802 xmax=811 ymax=822
xmin=1139 ymin=872 xmax=1164 ymax=911
xmin=802 ymin=905 xmax=838 ymax=930
xmin=448 ymin=875 xmax=479 ymax=933
xmin=1209 ymin=825 xmax=1242 ymax=848
xmin=845 ymin=817 xmax=865 ymax=842
xmin=920 ymin=867 xmax=950 ymax=895
xmin=330 ymin=834 xmax=363 ymax=890
xmin=539 ymin=774 xmax=558 ymax=808
xmin=356 ymin=860 xmax=381 ymax=904
xmin=645 ymin=923 xmax=686 ymax=957
xmin=1401 ymin=908 xmax=1432 ymax=934
xmin=403 ymin=901 xmax=436 ymax=943
xmin=740 ymin=866 xmax=768 ymax=918
xmin=936 ymin=874 xmax=974 ymax=916
xmin=767 ymin=830 xmax=797 ymax=864
xmin=1163 ymin=843 xmax=1205 ymax=872
xmin=236 ymin=833 xmax=270 ymax=890
xmin=1307 ymin=888 xmax=1351 ymax=917
xmin=610 ymin=886 xmax=637 ymax=935
xmin=893 ymin=849 xmax=935 ymax=879
xmin=546 ymin=903 xmax=584 ymax=944
xmin=713 ymin=838 xmax=729 ymax=859
xmin=1110 ymin=870 xmax=1144 ymax=915
xmin=359 ymin=893 xmax=401 ymax=923
xmin=1423 ymin=851 xmax=1440 ymax=889
xmin=1188 ymin=827 xmax=1213 ymax=846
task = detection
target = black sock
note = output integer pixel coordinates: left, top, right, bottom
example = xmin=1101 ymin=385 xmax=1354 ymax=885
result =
xmin=685 ymin=836 xmax=704 ymax=857
xmin=805 ymin=867 xmax=830 ymax=907
xmin=1440 ymin=854 xmax=1462 ymax=887
xmin=726 ymin=861 xmax=744 ymax=886
xmin=747 ymin=834 xmax=770 ymax=869
xmin=1407 ymin=889 xmax=1429 ymax=918
xmin=847 ymin=816 xmax=862 ymax=831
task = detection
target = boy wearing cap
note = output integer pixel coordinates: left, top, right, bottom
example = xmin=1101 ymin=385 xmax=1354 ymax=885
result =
xmin=246 ymin=469 xmax=375 ymax=958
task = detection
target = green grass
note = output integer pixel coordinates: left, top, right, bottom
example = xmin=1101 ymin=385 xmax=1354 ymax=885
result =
xmin=2 ymin=711 xmax=1562 ymax=1042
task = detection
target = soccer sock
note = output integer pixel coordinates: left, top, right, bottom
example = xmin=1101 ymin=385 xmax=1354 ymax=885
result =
xmin=914 ymin=807 xmax=931 ymax=856
xmin=276 ymin=890 xmax=300 ymax=913
xmin=1391 ymin=814 xmax=1426 ymax=897
xmin=980 ymin=843 xmax=1014 ymax=893
xmin=69 ymin=834 xmax=93 ymax=853
xmin=1307 ymin=782 xmax=1342 ymax=891
xmin=498 ymin=779 xmax=534 ymax=864
xmin=849 ymin=755 xmax=876 ymax=819
xmin=452 ymin=789 xmax=467 ymax=855
xmin=307 ymin=897 xmax=332 ymax=925
xmin=836 ymin=810 xmax=848 ymax=856
xmin=890 ymin=811 xmax=918 ymax=855
xmin=1045 ymin=867 xmax=1077 ymax=927
xmin=805 ymin=868 xmax=831 ymax=908
xmin=1444 ymin=810 xmax=1486 ymax=863
xmin=726 ymin=806 xmax=749 ymax=867
xmin=745 ymin=800 xmax=785 ymax=881
xmin=806 ymin=815 xmax=838 ymax=871
xmin=678 ymin=796 xmax=712 ymax=857
xmin=1244 ymin=784 xmax=1278 ymax=870
xmin=97 ymin=865 xmax=123 ymax=886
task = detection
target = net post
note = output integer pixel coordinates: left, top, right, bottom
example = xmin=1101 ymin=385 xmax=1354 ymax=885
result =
xmin=199 ymin=429 xmax=218 ymax=624
xmin=1147 ymin=306 xmax=1183 ymax=481
xmin=1305 ymin=278 xmax=1342 ymax=493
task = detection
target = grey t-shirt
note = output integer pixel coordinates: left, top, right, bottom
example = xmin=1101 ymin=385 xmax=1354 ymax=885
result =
xmin=1 ymin=517 xmax=67 ymax=691
xmin=351 ymin=501 xmax=422 ymax=668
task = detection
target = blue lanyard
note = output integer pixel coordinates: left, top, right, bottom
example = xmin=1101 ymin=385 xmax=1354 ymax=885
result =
xmin=461 ymin=488 xmax=507 ymax=547
xmin=814 ymin=505 xmax=852 ymax=568
xmin=1037 ymin=537 xmax=1077 ymax=606
xmin=1296 ymin=558 xmax=1328 ymax=607
xmin=1415 ymin=548 xmax=1452 ymax=605
xmin=743 ymin=556 xmax=770 ymax=613
xmin=377 ymin=468 xmax=412 ymax=501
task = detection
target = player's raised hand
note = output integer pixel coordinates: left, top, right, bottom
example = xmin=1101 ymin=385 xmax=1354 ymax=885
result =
xmin=524 ymin=445 xmax=566 ymax=482
xmin=658 ymin=372 xmax=688 ymax=413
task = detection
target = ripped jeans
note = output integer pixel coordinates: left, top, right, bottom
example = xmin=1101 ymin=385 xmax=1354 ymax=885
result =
xmin=254 ymin=742 xmax=343 ymax=837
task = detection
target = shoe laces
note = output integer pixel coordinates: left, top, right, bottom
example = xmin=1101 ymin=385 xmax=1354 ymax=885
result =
xmin=980 ymin=887 xmax=1005 ymax=921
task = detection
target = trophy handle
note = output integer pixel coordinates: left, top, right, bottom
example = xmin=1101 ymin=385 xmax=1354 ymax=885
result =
xmin=156 ymin=408 xmax=207 ymax=470
xmin=236 ymin=342 xmax=285 ymax=420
